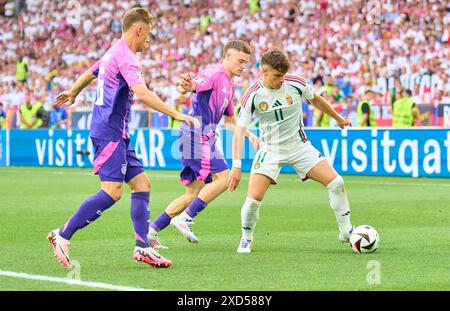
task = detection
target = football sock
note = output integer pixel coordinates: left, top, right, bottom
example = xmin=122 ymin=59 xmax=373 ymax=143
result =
xmin=183 ymin=197 xmax=207 ymax=219
xmin=241 ymin=197 xmax=261 ymax=241
xmin=327 ymin=175 xmax=352 ymax=235
xmin=149 ymin=211 xmax=171 ymax=234
xmin=59 ymin=190 xmax=116 ymax=240
xmin=130 ymin=192 xmax=151 ymax=248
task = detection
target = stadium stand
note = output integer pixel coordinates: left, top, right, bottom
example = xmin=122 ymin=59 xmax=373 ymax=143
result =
xmin=1 ymin=0 xmax=450 ymax=128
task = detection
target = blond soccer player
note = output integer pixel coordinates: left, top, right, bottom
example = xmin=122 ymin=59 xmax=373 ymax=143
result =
xmin=47 ymin=8 xmax=199 ymax=268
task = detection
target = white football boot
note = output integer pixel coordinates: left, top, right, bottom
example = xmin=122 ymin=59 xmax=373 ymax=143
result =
xmin=237 ymin=238 xmax=253 ymax=253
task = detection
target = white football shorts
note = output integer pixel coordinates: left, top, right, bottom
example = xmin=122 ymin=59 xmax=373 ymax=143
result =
xmin=250 ymin=141 xmax=327 ymax=183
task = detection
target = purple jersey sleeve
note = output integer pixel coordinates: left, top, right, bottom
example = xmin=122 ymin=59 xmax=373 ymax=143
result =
xmin=193 ymin=67 xmax=218 ymax=93
xmin=223 ymin=89 xmax=235 ymax=116
xmin=118 ymin=57 xmax=145 ymax=89
xmin=89 ymin=60 xmax=101 ymax=77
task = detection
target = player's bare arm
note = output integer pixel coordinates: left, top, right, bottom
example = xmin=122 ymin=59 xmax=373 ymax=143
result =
xmin=308 ymin=92 xmax=351 ymax=129
xmin=223 ymin=115 xmax=260 ymax=151
xmin=227 ymin=124 xmax=247 ymax=192
xmin=131 ymin=83 xmax=200 ymax=128
xmin=54 ymin=70 xmax=96 ymax=108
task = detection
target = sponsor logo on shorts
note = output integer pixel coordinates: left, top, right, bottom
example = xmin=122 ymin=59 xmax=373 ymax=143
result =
xmin=121 ymin=163 xmax=127 ymax=176
xmin=254 ymin=163 xmax=261 ymax=169
xmin=259 ymin=102 xmax=269 ymax=111
xmin=286 ymin=95 xmax=293 ymax=105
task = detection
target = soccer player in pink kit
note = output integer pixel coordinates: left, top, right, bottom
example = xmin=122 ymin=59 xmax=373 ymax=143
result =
xmin=47 ymin=8 xmax=198 ymax=268
xmin=148 ymin=41 xmax=259 ymax=248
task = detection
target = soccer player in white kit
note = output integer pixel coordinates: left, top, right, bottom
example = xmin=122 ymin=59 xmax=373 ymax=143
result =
xmin=227 ymin=49 xmax=353 ymax=253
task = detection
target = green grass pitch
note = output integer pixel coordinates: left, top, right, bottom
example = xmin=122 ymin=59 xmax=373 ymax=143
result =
xmin=0 ymin=167 xmax=449 ymax=290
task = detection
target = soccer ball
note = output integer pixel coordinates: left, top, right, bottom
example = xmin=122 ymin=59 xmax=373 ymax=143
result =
xmin=349 ymin=225 xmax=380 ymax=254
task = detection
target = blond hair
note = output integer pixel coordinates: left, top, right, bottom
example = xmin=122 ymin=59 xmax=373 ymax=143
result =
xmin=122 ymin=7 xmax=155 ymax=32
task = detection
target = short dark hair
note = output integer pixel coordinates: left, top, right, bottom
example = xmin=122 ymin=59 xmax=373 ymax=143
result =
xmin=223 ymin=40 xmax=251 ymax=57
xmin=261 ymin=49 xmax=290 ymax=74
xmin=122 ymin=7 xmax=155 ymax=32
xmin=404 ymin=89 xmax=412 ymax=97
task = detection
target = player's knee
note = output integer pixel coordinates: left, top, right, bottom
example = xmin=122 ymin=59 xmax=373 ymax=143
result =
xmin=129 ymin=174 xmax=151 ymax=192
xmin=247 ymin=190 xmax=265 ymax=202
xmin=185 ymin=184 xmax=202 ymax=202
xmin=111 ymin=189 xmax=123 ymax=201
xmin=218 ymin=178 xmax=229 ymax=192
xmin=327 ymin=175 xmax=345 ymax=192
xmin=146 ymin=182 xmax=151 ymax=192
xmin=136 ymin=180 xmax=151 ymax=192
xmin=212 ymin=171 xmax=229 ymax=190
xmin=213 ymin=170 xmax=230 ymax=182
xmin=104 ymin=184 xmax=123 ymax=201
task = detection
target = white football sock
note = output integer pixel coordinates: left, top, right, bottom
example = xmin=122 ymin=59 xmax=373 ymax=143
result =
xmin=241 ymin=197 xmax=261 ymax=241
xmin=178 ymin=211 xmax=192 ymax=221
xmin=327 ymin=175 xmax=352 ymax=235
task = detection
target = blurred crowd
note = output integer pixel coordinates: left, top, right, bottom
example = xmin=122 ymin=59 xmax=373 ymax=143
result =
xmin=1 ymin=0 xmax=450 ymax=129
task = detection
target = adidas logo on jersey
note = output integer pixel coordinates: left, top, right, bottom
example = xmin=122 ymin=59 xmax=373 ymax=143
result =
xmin=272 ymin=100 xmax=283 ymax=108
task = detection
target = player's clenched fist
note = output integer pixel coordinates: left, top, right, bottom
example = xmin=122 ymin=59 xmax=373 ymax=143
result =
xmin=178 ymin=73 xmax=195 ymax=92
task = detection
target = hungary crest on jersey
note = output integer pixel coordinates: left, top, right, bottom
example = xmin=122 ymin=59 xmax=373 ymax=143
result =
xmin=259 ymin=102 xmax=269 ymax=111
xmin=286 ymin=95 xmax=293 ymax=105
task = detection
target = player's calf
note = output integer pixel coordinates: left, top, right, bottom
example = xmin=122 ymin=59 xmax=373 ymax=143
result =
xmin=327 ymin=175 xmax=353 ymax=240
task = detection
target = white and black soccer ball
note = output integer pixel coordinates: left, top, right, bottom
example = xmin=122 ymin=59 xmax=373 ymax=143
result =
xmin=349 ymin=225 xmax=380 ymax=254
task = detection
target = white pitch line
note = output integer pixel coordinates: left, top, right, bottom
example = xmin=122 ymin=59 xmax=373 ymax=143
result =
xmin=0 ymin=270 xmax=155 ymax=291
xmin=1 ymin=168 xmax=450 ymax=187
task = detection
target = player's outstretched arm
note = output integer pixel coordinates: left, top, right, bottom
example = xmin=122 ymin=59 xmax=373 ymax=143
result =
xmin=224 ymin=115 xmax=260 ymax=151
xmin=227 ymin=124 xmax=247 ymax=192
xmin=308 ymin=92 xmax=351 ymax=129
xmin=131 ymin=83 xmax=200 ymax=128
xmin=54 ymin=71 xmax=96 ymax=108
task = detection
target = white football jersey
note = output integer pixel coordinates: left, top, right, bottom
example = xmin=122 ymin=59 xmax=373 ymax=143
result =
xmin=237 ymin=74 xmax=314 ymax=146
